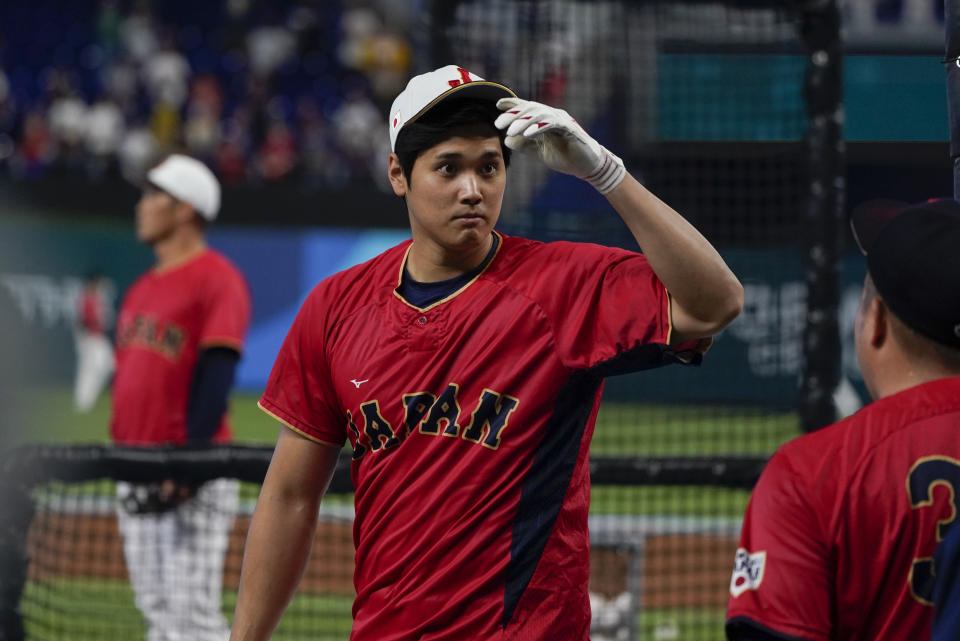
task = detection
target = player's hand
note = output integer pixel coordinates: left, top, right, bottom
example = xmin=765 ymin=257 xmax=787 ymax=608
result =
xmin=494 ymin=97 xmax=626 ymax=194
xmin=120 ymin=480 xmax=198 ymax=514
xmin=157 ymin=479 xmax=198 ymax=505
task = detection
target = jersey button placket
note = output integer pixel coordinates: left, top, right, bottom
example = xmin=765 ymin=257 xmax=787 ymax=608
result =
xmin=416 ymin=315 xmax=428 ymax=326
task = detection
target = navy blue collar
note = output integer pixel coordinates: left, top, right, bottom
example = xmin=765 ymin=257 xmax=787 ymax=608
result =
xmin=398 ymin=234 xmax=499 ymax=308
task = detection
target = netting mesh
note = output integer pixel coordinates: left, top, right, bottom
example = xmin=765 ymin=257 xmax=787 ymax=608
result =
xmin=7 ymin=447 xmax=767 ymax=641
xmin=19 ymin=479 xmax=354 ymax=641
xmin=2 ymin=2 xmax=842 ymax=640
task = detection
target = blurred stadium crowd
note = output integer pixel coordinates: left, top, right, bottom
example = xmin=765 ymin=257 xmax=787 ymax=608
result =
xmin=0 ymin=0 xmax=946 ymax=197
xmin=0 ymin=0 xmax=413 ymax=191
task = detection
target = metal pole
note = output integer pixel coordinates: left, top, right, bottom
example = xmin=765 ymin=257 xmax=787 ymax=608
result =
xmin=798 ymin=0 xmax=845 ymax=433
xmin=0 ymin=456 xmax=32 ymax=641
xmin=945 ymin=0 xmax=960 ymax=198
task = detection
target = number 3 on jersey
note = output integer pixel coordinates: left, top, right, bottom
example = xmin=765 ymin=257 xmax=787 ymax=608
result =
xmin=907 ymin=455 xmax=960 ymax=604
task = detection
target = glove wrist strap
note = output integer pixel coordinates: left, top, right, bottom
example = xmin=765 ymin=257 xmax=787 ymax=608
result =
xmin=586 ymin=148 xmax=626 ymax=195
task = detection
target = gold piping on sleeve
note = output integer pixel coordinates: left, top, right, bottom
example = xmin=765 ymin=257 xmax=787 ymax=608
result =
xmin=257 ymin=401 xmax=344 ymax=448
xmin=664 ymin=284 xmax=674 ymax=345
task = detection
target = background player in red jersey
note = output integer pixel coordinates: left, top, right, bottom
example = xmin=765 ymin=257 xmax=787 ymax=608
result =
xmin=726 ymin=199 xmax=960 ymax=641
xmin=229 ymin=65 xmax=743 ymax=641
xmin=111 ymin=153 xmax=251 ymax=641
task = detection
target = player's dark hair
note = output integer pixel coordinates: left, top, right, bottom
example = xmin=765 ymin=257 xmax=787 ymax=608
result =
xmin=394 ymin=98 xmax=511 ymax=186
xmin=888 ymin=309 xmax=960 ymax=371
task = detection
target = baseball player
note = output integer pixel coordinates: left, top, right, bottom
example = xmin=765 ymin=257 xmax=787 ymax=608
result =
xmin=111 ymin=154 xmax=251 ymax=641
xmin=726 ymin=199 xmax=960 ymax=641
xmin=230 ymin=65 xmax=743 ymax=641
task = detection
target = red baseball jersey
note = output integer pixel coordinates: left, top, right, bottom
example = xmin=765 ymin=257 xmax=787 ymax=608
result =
xmin=726 ymin=376 xmax=960 ymax=641
xmin=78 ymin=287 xmax=107 ymax=334
xmin=111 ymin=249 xmax=251 ymax=445
xmin=261 ymin=232 xmax=695 ymax=641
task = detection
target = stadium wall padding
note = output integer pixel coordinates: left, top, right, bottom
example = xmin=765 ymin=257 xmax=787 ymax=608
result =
xmin=0 ymin=215 xmax=873 ymax=406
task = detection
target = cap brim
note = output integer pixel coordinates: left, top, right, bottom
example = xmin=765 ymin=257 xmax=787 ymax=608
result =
xmin=849 ymin=199 xmax=907 ymax=255
xmin=407 ymin=81 xmax=517 ymax=127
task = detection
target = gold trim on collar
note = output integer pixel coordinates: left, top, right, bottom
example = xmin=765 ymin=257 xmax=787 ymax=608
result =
xmin=393 ymin=231 xmax=503 ymax=312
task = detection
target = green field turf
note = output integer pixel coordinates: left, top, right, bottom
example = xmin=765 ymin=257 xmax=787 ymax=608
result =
xmin=17 ymin=386 xmax=801 ymax=456
xmin=16 ymin=385 xmax=794 ymax=519
xmin=22 ymin=577 xmax=354 ymax=641
xmin=23 ymin=576 xmax=728 ymax=641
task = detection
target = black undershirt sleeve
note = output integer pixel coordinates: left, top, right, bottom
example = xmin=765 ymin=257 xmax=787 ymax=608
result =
xmin=186 ymin=346 xmax=240 ymax=442
xmin=727 ymin=619 xmax=813 ymax=641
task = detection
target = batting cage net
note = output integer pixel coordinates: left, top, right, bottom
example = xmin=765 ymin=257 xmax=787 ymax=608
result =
xmin=2 ymin=445 xmax=767 ymax=641
xmin=425 ymin=0 xmax=846 ymax=434
xmin=417 ymin=10 xmax=843 ymax=640
xmin=2 ymin=1 xmax=848 ymax=640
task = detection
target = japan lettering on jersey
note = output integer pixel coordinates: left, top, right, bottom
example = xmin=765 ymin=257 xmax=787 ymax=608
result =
xmin=726 ymin=376 xmax=960 ymax=641
xmin=111 ymin=249 xmax=251 ymax=445
xmin=261 ymin=232 xmax=695 ymax=641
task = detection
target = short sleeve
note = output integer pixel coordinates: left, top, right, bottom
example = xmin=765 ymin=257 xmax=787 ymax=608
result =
xmin=537 ymin=243 xmax=672 ymax=373
xmin=199 ymin=263 xmax=251 ymax=352
xmin=259 ymin=285 xmax=346 ymax=447
xmin=726 ymin=451 xmax=831 ymax=641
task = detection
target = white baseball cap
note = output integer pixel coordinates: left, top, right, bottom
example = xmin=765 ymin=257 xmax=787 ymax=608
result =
xmin=388 ymin=65 xmax=516 ymax=152
xmin=146 ymin=154 xmax=221 ymax=221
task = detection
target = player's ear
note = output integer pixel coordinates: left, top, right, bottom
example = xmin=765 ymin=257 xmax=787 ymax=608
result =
xmin=388 ymin=153 xmax=408 ymax=197
xmin=868 ymin=296 xmax=888 ymax=349
xmin=170 ymin=199 xmax=196 ymax=225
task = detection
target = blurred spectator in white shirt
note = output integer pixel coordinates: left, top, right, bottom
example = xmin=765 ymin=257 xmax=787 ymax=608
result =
xmin=121 ymin=0 xmax=159 ymax=64
xmin=143 ymin=37 xmax=191 ymax=109
xmin=331 ymin=87 xmax=381 ymax=182
xmin=85 ymin=94 xmax=125 ymax=179
xmin=117 ymin=122 xmax=157 ymax=182
xmin=102 ymin=59 xmax=139 ymax=115
xmin=48 ymin=91 xmax=88 ymax=165
xmin=86 ymin=94 xmax=125 ymax=157
xmin=246 ymin=22 xmax=296 ymax=79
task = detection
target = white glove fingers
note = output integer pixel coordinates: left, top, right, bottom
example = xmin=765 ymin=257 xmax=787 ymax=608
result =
xmin=494 ymin=97 xmax=533 ymax=131
xmin=505 ymin=103 xmax=557 ymax=138
xmin=520 ymin=119 xmax=562 ymax=139
xmin=496 ymin=97 xmax=522 ymax=112
xmin=504 ymin=115 xmax=536 ymax=138
xmin=503 ymin=135 xmax=529 ymax=151
xmin=494 ymin=108 xmax=523 ymax=131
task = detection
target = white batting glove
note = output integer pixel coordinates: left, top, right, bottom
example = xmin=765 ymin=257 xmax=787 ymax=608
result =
xmin=494 ymin=97 xmax=626 ymax=195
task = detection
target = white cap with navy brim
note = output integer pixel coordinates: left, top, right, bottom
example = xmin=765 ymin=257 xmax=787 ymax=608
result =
xmin=388 ymin=65 xmax=517 ymax=152
xmin=146 ymin=154 xmax=221 ymax=222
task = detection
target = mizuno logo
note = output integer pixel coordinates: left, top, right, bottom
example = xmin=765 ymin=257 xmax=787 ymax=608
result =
xmin=350 ymin=379 xmax=370 ymax=389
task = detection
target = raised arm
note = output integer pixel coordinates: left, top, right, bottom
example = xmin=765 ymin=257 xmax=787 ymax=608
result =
xmin=229 ymin=428 xmax=341 ymax=641
xmin=604 ymin=176 xmax=743 ymax=343
xmin=495 ymin=98 xmax=743 ymax=344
